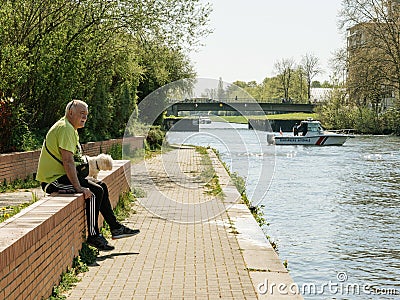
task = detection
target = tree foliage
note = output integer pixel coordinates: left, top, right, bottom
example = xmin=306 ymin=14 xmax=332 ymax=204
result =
xmin=317 ymin=0 xmax=400 ymax=134
xmin=231 ymin=54 xmax=316 ymax=103
xmin=0 ymin=0 xmax=211 ymax=152
xmin=300 ymin=53 xmax=322 ymax=100
xmin=273 ymin=58 xmax=296 ymax=100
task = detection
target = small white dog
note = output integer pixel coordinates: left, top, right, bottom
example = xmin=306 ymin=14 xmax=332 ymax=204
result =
xmin=87 ymin=153 xmax=113 ymax=179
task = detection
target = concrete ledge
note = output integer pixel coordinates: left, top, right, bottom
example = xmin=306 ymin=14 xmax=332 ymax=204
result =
xmin=208 ymin=150 xmax=304 ymax=299
xmin=0 ymin=160 xmax=131 ymax=300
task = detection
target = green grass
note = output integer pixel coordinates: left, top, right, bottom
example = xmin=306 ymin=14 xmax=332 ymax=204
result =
xmin=0 ymin=175 xmax=40 ymax=193
xmin=144 ymin=145 xmax=173 ymax=159
xmin=49 ymin=245 xmax=99 ymax=300
xmin=210 ymin=115 xmax=247 ymax=123
xmin=257 ymin=112 xmax=319 ymax=120
xmin=195 ymin=146 xmax=224 ymax=198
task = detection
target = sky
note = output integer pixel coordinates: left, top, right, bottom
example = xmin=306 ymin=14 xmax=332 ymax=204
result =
xmin=189 ymin=0 xmax=346 ymax=84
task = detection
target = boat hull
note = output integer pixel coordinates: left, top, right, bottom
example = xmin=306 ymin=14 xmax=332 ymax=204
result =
xmin=274 ymin=135 xmax=349 ymax=146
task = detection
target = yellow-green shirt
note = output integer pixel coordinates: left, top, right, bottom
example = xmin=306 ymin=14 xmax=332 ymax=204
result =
xmin=36 ymin=117 xmax=79 ymax=183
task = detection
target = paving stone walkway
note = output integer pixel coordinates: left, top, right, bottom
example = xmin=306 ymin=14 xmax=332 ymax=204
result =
xmin=0 ymin=187 xmax=43 ymax=210
xmin=65 ymin=147 xmax=302 ymax=299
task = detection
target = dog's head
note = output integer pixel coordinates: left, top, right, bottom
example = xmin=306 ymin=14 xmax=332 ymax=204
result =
xmin=96 ymin=153 xmax=113 ymax=171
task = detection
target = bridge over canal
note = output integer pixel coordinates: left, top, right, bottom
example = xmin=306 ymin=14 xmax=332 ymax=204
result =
xmin=166 ymin=98 xmax=316 ymax=116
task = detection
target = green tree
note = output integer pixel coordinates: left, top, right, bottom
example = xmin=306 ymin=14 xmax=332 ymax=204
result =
xmin=273 ymin=58 xmax=296 ymax=100
xmin=0 ymin=0 xmax=212 ymax=150
xmin=312 ymin=81 xmax=322 ymax=88
xmin=300 ymin=53 xmax=322 ymax=101
xmin=288 ymin=68 xmax=308 ymax=103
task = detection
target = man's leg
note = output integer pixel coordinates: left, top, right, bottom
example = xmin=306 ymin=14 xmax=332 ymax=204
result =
xmin=44 ymin=175 xmax=113 ymax=250
xmin=76 ymin=178 xmax=115 ymax=250
xmin=79 ymin=178 xmax=120 ymax=229
xmin=45 ymin=176 xmax=139 ymax=246
xmin=88 ymin=179 xmax=140 ymax=240
xmin=92 ymin=180 xmax=120 ymax=230
xmin=42 ymin=175 xmax=99 ymax=237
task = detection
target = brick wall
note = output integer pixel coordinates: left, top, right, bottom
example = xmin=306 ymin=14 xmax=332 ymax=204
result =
xmin=0 ymin=160 xmax=131 ymax=300
xmin=0 ymin=137 xmax=144 ymax=183
xmin=81 ymin=139 xmax=121 ymax=157
xmin=0 ymin=151 xmax=41 ymax=184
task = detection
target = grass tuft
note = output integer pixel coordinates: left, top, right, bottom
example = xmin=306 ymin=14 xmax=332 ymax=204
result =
xmin=195 ymin=146 xmax=224 ymax=198
xmin=0 ymin=175 xmax=40 ymax=193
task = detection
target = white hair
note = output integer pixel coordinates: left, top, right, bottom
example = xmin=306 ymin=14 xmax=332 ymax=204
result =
xmin=65 ymin=99 xmax=88 ymax=116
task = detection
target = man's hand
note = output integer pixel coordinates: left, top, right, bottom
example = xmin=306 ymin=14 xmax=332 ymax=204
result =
xmin=60 ymin=148 xmax=92 ymax=199
xmin=80 ymin=187 xmax=93 ymax=199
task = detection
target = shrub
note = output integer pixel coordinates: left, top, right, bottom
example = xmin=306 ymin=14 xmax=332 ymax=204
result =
xmin=107 ymin=143 xmax=122 ymax=160
xmin=145 ymin=126 xmax=166 ymax=150
xmin=380 ymin=107 xmax=400 ymax=135
xmin=0 ymin=97 xmax=41 ymax=152
xmin=0 ymin=98 xmax=14 ymax=152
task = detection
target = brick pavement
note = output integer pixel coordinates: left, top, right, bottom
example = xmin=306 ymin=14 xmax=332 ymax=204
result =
xmin=0 ymin=187 xmax=43 ymax=208
xmin=66 ymin=147 xmax=302 ymax=299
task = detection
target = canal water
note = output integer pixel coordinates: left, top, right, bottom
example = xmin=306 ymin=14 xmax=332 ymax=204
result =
xmin=166 ymin=122 xmax=400 ymax=299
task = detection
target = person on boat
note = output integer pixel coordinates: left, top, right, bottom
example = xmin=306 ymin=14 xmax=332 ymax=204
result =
xmin=297 ymin=122 xmax=307 ymax=136
xmin=297 ymin=123 xmax=304 ymax=136
xmin=302 ymin=122 xmax=308 ymax=136
xmin=293 ymin=123 xmax=299 ymax=136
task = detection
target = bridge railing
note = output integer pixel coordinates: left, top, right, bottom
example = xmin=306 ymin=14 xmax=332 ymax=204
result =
xmin=167 ymin=97 xmax=309 ymax=104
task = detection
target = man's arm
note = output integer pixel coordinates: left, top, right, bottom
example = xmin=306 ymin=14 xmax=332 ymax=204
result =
xmin=60 ymin=148 xmax=92 ymax=199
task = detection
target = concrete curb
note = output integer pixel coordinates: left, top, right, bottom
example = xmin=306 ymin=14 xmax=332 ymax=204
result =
xmin=208 ymin=149 xmax=303 ymax=299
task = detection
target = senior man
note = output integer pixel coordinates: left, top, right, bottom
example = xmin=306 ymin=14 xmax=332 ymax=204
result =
xmin=36 ymin=99 xmax=139 ymax=251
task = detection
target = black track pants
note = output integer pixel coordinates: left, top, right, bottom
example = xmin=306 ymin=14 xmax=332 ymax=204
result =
xmin=41 ymin=175 xmax=120 ymax=236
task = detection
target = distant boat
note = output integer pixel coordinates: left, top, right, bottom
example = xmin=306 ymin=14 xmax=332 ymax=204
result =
xmin=272 ymin=119 xmax=353 ymax=146
xmin=199 ymin=116 xmax=212 ymax=124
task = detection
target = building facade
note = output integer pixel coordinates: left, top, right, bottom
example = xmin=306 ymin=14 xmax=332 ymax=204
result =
xmin=346 ymin=0 xmax=399 ymax=111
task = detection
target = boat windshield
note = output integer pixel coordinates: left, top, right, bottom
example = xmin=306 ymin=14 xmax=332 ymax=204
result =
xmin=308 ymin=122 xmax=324 ymax=132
